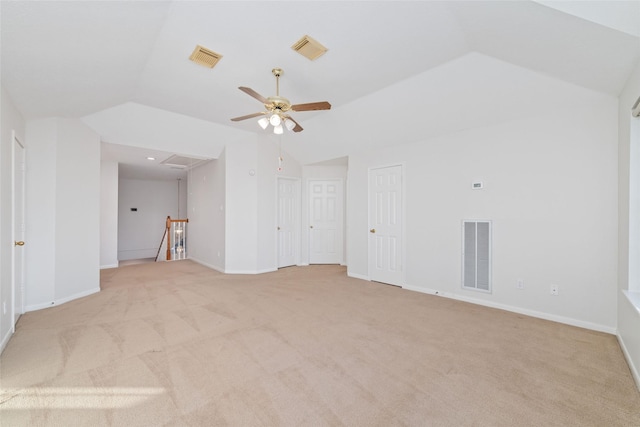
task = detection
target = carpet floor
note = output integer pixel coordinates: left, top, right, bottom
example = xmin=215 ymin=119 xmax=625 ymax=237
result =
xmin=1 ymin=261 xmax=639 ymax=426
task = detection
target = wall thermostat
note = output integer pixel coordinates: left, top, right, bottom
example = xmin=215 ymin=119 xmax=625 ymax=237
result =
xmin=471 ymin=181 xmax=483 ymax=190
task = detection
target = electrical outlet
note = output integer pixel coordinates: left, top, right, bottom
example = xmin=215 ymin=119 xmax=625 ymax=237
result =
xmin=2 ymin=301 xmax=6 ymax=315
xmin=516 ymin=279 xmax=524 ymax=289
xmin=550 ymin=284 xmax=559 ymax=296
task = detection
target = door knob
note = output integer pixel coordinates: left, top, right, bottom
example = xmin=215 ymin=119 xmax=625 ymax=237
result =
xmin=14 ymin=241 xmax=25 ymax=246
xmin=277 ymin=226 xmax=280 ymax=230
xmin=310 ymin=225 xmax=314 ymax=229
xmin=369 ymin=229 xmax=376 ymax=233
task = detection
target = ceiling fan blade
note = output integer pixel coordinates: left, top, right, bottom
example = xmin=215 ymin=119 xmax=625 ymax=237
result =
xmin=286 ymin=116 xmax=304 ymax=132
xmin=290 ymin=101 xmax=331 ymax=112
xmin=238 ymin=87 xmax=269 ymax=104
xmin=230 ymin=112 xmax=266 ymax=122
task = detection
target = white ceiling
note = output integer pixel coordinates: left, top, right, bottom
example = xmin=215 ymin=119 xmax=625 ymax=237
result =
xmin=2 ymin=1 xmax=639 ymax=177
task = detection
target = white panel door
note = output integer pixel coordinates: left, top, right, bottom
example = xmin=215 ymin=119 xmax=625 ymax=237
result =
xmin=12 ymin=132 xmax=25 ymax=328
xmin=368 ymin=165 xmax=403 ymax=286
xmin=277 ymin=178 xmax=299 ymax=268
xmin=309 ymin=180 xmax=343 ymax=264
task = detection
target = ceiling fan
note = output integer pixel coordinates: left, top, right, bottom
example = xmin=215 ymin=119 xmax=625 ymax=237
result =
xmin=231 ymin=68 xmax=331 ymax=134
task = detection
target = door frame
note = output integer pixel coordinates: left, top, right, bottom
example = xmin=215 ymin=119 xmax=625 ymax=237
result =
xmin=367 ymin=163 xmax=406 ymax=286
xmin=11 ymin=130 xmax=26 ymax=331
xmin=276 ymin=176 xmax=301 ymax=268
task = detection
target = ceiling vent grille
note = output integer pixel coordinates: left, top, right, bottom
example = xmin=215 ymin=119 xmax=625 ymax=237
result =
xmin=291 ymin=35 xmax=328 ymax=61
xmin=161 ymin=155 xmax=208 ymax=169
xmin=189 ymin=45 xmax=223 ymax=68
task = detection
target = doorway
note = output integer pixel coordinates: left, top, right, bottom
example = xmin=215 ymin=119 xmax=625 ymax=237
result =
xmin=309 ymin=179 xmax=344 ymax=264
xmin=277 ymin=177 xmax=300 ymax=268
xmin=368 ymin=165 xmax=403 ymax=286
xmin=12 ymin=131 xmax=25 ymax=329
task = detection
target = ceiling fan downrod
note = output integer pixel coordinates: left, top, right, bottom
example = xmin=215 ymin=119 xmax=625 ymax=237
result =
xmin=272 ymin=68 xmax=283 ymax=96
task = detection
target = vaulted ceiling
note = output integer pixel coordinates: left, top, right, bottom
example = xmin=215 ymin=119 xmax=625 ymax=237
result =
xmin=2 ymin=1 xmax=639 ymax=174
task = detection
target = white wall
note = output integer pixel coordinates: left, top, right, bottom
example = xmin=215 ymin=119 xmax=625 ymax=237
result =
xmin=618 ymin=60 xmax=640 ymax=389
xmin=24 ymin=119 xmax=57 ymax=309
xmin=24 ymin=118 xmax=101 ymax=311
xmin=348 ymin=95 xmax=619 ymax=333
xmin=82 ymin=102 xmax=251 ymax=160
xmin=283 ymin=53 xmax=611 ymax=166
xmin=0 ymin=85 xmax=25 ymax=353
xmin=257 ymin=137 xmax=304 ymax=272
xmin=224 ymin=138 xmax=259 ymax=273
xmin=188 ymin=157 xmax=225 ymax=271
xmin=208 ymin=135 xmax=302 ymax=274
xmin=100 ymin=161 xmax=119 ymax=268
xmin=118 ymin=177 xmax=186 ymax=260
xmin=54 ymin=119 xmax=101 ymax=301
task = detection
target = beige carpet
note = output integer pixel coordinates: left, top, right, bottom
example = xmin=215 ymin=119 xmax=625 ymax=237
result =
xmin=1 ymin=261 xmax=639 ymax=426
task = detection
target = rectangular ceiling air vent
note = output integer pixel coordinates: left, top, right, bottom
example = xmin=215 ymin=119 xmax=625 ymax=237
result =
xmin=189 ymin=45 xmax=223 ymax=68
xmin=291 ymin=35 xmax=328 ymax=60
xmin=161 ymin=155 xmax=208 ymax=170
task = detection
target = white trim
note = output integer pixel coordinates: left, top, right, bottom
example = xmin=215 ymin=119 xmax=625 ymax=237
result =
xmin=0 ymin=328 xmax=12 ymax=355
xmin=188 ymin=257 xmax=224 ymax=273
xmin=348 ymin=272 xmax=369 ymax=281
xmin=617 ymin=332 xmax=640 ymax=391
xmin=188 ymin=258 xmax=277 ymax=275
xmin=224 ymin=268 xmax=278 ymax=275
xmin=100 ymin=263 xmax=119 ymax=270
xmin=25 ymin=287 xmax=100 ymax=313
xmin=402 ymin=284 xmax=616 ymax=334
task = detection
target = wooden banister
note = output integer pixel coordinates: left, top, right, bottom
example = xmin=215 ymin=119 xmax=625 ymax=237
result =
xmin=165 ymin=216 xmax=189 ymax=261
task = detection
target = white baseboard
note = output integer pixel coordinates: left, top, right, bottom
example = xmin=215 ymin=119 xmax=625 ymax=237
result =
xmin=224 ymin=268 xmax=277 ymax=275
xmin=187 ymin=258 xmax=277 ymax=275
xmin=100 ymin=263 xmax=119 ymax=270
xmin=402 ymin=284 xmax=616 ymax=334
xmin=188 ymin=257 xmax=224 ymax=273
xmin=0 ymin=327 xmax=13 ymax=355
xmin=25 ymin=287 xmax=101 ymax=313
xmin=118 ymin=248 xmax=157 ymax=260
xmin=347 ymin=272 xmax=369 ymax=281
xmin=617 ymin=333 xmax=640 ymax=391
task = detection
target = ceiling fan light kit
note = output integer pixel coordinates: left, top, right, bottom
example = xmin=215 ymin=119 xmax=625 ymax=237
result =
xmin=231 ymin=68 xmax=331 ymax=134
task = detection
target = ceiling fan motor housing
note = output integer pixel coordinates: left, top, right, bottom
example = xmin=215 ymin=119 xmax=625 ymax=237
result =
xmin=267 ymin=96 xmax=291 ymax=113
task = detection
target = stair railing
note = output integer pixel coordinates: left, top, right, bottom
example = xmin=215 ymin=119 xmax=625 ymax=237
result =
xmin=155 ymin=216 xmax=189 ymax=261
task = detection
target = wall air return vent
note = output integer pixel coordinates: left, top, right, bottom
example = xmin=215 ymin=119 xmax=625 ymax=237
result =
xmin=189 ymin=45 xmax=223 ymax=68
xmin=291 ymin=35 xmax=328 ymax=61
xmin=462 ymin=220 xmax=492 ymax=293
xmin=161 ymin=155 xmax=208 ymax=170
